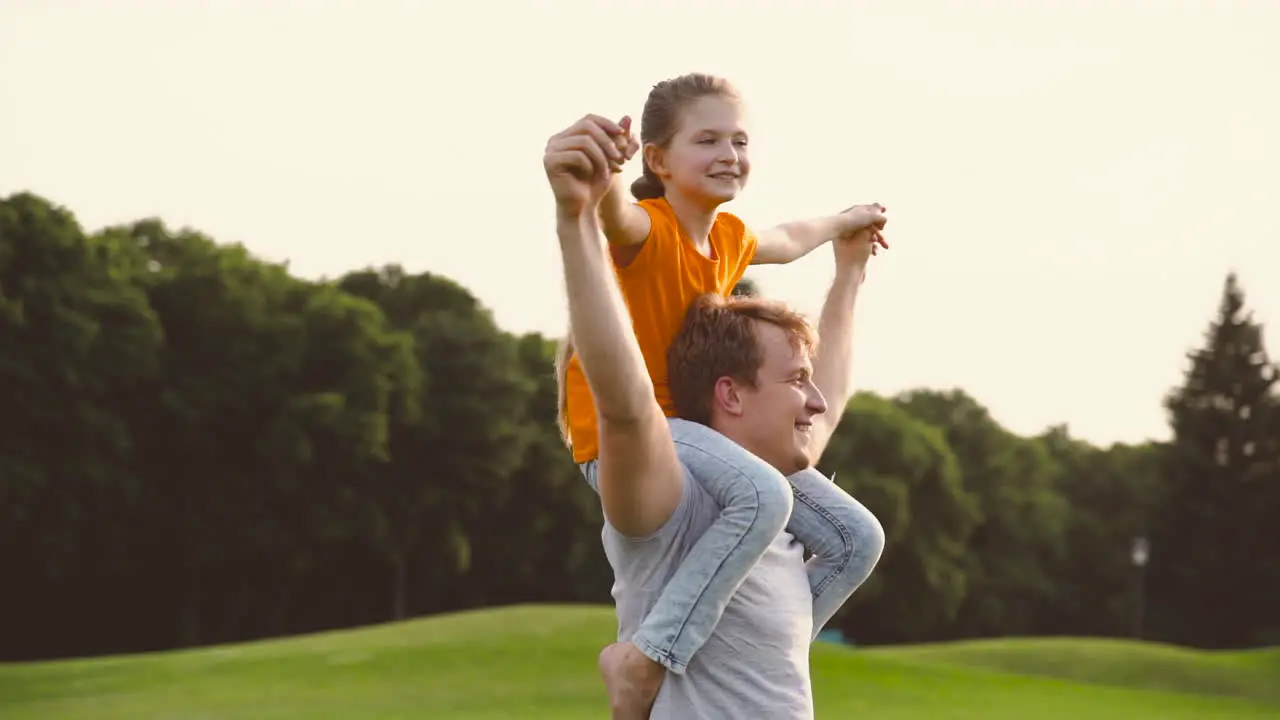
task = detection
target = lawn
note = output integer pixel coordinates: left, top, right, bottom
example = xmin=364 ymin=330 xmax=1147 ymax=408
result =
xmin=1 ymin=604 xmax=1275 ymax=719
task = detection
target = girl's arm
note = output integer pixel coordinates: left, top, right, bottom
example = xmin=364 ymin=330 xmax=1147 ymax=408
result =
xmin=598 ymin=175 xmax=653 ymax=247
xmin=752 ymin=204 xmax=888 ymax=265
xmin=752 ymin=214 xmax=849 ymax=265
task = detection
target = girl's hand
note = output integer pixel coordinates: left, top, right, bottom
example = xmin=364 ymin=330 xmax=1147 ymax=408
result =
xmin=838 ymin=203 xmax=889 ymax=252
xmin=544 ymin=115 xmax=636 ymax=214
xmin=614 ymin=116 xmax=640 ymax=170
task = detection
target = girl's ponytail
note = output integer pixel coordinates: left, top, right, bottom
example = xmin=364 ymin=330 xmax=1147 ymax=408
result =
xmin=630 ymin=162 xmax=665 ymax=201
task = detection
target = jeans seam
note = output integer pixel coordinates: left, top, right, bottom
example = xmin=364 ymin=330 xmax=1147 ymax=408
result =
xmin=642 ymin=436 xmax=775 ymax=670
xmin=634 ymin=636 xmax=688 ymax=674
xmin=791 ymin=484 xmax=854 ymax=598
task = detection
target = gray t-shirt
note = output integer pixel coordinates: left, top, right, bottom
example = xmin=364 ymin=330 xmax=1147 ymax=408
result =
xmin=601 ymin=473 xmax=815 ymax=719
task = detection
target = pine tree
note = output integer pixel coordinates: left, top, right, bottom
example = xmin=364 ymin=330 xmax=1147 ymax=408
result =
xmin=1151 ymin=273 xmax=1280 ymax=647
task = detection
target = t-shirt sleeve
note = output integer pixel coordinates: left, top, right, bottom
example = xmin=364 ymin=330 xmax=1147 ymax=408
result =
xmin=738 ymin=222 xmax=760 ymax=270
xmin=719 ymin=213 xmax=758 ymax=293
xmin=619 ymin=465 xmax=706 ymax=546
xmin=617 ymin=199 xmax=679 ymax=276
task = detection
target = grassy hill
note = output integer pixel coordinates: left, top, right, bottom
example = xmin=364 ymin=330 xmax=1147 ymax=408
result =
xmin=1 ymin=604 xmax=1275 ymax=719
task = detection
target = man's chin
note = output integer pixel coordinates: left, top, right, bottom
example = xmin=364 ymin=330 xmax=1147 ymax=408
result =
xmin=779 ymin=450 xmax=813 ymax=476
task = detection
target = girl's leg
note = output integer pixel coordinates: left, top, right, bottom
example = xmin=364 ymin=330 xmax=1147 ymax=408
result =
xmin=626 ymin=417 xmax=794 ymax=674
xmin=785 ymin=467 xmax=885 ymax=638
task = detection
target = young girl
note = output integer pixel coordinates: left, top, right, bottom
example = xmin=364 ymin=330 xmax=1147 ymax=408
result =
xmin=555 ymin=73 xmax=886 ymax=716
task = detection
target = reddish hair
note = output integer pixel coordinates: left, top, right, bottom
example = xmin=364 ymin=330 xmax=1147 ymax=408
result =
xmin=667 ymin=293 xmax=817 ymax=425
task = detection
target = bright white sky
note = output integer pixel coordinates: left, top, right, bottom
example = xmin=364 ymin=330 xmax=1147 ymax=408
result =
xmin=3 ymin=0 xmax=1277 ymax=447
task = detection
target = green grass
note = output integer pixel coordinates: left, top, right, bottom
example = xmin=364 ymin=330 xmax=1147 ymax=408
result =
xmin=1 ymin=605 xmax=1275 ymax=719
xmin=865 ymin=635 xmax=1280 ymax=706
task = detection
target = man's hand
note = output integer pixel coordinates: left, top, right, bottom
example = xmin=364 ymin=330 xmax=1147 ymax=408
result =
xmin=837 ymin=203 xmax=890 ymax=254
xmin=543 ymin=114 xmax=638 ymax=216
xmin=833 ymin=227 xmax=880 ymax=276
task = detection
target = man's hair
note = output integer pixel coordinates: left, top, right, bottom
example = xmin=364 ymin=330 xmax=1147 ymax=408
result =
xmin=668 ymin=293 xmax=817 ymax=425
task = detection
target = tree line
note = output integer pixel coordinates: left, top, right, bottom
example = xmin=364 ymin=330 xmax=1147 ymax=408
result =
xmin=2 ymin=192 xmax=1276 ymax=661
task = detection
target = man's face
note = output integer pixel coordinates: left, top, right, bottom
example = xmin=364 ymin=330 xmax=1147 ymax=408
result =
xmin=730 ymin=323 xmax=828 ymax=476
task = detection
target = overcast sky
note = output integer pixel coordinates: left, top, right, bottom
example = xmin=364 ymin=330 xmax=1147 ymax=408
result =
xmin=3 ymin=0 xmax=1277 ymax=447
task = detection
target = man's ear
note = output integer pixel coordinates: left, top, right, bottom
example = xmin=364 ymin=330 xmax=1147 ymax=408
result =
xmin=713 ymin=376 xmax=745 ymax=417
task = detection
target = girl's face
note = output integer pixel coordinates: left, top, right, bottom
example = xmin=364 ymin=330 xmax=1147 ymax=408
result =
xmin=648 ymin=96 xmax=750 ymax=208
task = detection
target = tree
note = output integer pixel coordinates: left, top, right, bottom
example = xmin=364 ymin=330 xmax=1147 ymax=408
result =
xmin=895 ymin=389 xmax=1068 ymax=639
xmin=464 ymin=333 xmax=610 ymax=606
xmin=339 ymin=267 xmax=535 ymax=619
xmin=0 ymin=194 xmax=162 ymax=659
xmin=1036 ymin=427 xmax=1164 ymax=637
xmin=818 ymin=392 xmax=980 ymax=644
xmin=117 ymin=221 xmax=328 ymax=646
xmin=21 ymin=190 xmax=1274 ymax=660
xmin=1151 ymin=273 xmax=1280 ymax=647
xmin=100 ymin=220 xmax=417 ymax=646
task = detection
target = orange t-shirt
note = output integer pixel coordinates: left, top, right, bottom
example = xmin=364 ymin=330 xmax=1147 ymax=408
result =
xmin=564 ymin=197 xmax=759 ymax=463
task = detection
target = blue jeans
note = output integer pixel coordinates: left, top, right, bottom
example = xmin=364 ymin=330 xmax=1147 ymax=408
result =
xmin=581 ymin=417 xmax=885 ymax=674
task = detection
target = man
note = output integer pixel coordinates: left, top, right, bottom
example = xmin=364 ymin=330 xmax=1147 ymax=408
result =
xmin=545 ymin=118 xmax=884 ymax=719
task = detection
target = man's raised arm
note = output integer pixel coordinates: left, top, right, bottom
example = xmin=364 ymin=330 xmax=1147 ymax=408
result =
xmin=555 ymin=208 xmax=655 ymax=422
xmin=805 ymin=231 xmax=877 ymax=461
xmin=545 ymin=116 xmax=684 ymax=538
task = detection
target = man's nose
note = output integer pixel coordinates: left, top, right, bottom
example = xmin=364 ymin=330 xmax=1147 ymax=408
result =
xmin=807 ymin=384 xmax=828 ymax=415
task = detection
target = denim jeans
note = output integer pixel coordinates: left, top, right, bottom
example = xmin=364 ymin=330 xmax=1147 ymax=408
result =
xmin=581 ymin=417 xmax=884 ymax=674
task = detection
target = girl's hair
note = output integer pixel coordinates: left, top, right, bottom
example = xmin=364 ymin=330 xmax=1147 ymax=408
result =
xmin=556 ymin=74 xmax=741 ymax=446
xmin=630 ymin=73 xmax=741 ymax=201
xmin=554 ymin=330 xmax=575 ymax=447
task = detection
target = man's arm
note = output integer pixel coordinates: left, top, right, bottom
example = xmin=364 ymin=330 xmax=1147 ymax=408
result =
xmin=556 ymin=207 xmax=683 ymax=537
xmin=805 ymin=236 xmax=873 ymax=461
xmin=556 ymin=208 xmax=653 ymax=418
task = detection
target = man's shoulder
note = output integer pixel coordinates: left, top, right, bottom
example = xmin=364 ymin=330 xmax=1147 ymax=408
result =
xmin=606 ymin=467 xmax=714 ymax=551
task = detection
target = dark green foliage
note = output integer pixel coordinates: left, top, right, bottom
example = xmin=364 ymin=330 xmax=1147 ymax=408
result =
xmin=1 ymin=193 xmax=1275 ymax=660
xmin=1149 ymin=274 xmax=1280 ymax=648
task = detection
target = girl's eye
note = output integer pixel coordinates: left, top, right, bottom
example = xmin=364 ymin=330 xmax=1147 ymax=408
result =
xmin=734 ymin=140 xmax=748 ymax=148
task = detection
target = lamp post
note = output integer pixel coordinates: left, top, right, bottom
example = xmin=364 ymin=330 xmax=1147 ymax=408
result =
xmin=1131 ymin=536 xmax=1149 ymax=639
